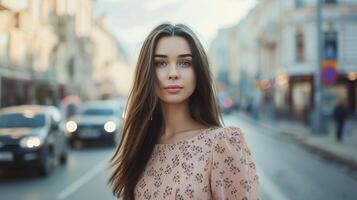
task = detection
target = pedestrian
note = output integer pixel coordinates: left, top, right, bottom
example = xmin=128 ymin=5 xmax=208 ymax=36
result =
xmin=108 ymin=23 xmax=259 ymax=200
xmin=332 ymin=99 xmax=349 ymax=142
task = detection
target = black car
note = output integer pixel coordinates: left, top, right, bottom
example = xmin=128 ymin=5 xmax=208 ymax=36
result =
xmin=65 ymin=101 xmax=123 ymax=147
xmin=0 ymin=105 xmax=68 ymax=176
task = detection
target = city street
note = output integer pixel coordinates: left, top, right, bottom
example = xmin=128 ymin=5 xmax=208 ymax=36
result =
xmin=1 ymin=0 xmax=356 ymax=200
xmin=224 ymin=113 xmax=357 ymax=200
xmin=0 ymin=145 xmax=116 ymax=200
xmin=1 ymin=113 xmax=357 ymax=200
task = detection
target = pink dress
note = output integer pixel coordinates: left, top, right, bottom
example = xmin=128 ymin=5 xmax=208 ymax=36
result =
xmin=134 ymin=126 xmax=259 ymax=200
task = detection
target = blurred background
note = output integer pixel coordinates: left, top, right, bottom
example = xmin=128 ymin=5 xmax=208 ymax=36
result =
xmin=0 ymin=0 xmax=356 ymax=200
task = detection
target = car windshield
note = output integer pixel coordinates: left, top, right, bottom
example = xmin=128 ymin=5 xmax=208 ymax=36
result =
xmin=0 ymin=113 xmax=46 ymax=128
xmin=82 ymin=108 xmax=115 ymax=116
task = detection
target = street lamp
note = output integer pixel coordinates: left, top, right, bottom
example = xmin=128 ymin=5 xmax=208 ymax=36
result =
xmin=311 ymin=0 xmax=327 ymax=134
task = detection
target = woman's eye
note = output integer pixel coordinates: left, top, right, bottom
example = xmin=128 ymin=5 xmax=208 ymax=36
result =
xmin=154 ymin=61 xmax=167 ymax=67
xmin=178 ymin=60 xmax=192 ymax=67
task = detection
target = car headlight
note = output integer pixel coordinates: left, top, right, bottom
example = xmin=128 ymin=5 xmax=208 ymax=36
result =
xmin=20 ymin=136 xmax=43 ymax=149
xmin=66 ymin=121 xmax=77 ymax=133
xmin=104 ymin=121 xmax=116 ymax=133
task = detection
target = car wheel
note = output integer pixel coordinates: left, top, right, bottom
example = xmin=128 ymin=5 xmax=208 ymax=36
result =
xmin=59 ymin=143 xmax=68 ymax=165
xmin=39 ymin=149 xmax=52 ymax=176
xmin=110 ymin=134 xmax=118 ymax=147
xmin=69 ymin=140 xmax=76 ymax=148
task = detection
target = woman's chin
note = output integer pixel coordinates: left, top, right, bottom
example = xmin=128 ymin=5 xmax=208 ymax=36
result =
xmin=160 ymin=96 xmax=189 ymax=104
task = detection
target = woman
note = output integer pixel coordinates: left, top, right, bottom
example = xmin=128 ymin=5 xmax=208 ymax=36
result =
xmin=108 ymin=23 xmax=259 ymax=200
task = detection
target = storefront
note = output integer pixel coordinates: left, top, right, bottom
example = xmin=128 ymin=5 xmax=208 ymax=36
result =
xmin=275 ymin=73 xmax=356 ymax=122
xmin=0 ymin=76 xmax=65 ymax=108
xmin=0 ymin=77 xmax=33 ymax=107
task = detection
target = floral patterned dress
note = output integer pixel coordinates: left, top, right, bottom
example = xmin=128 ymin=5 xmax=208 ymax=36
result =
xmin=134 ymin=126 xmax=259 ymax=200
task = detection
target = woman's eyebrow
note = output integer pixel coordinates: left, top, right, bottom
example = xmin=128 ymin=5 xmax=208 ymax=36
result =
xmin=154 ymin=54 xmax=167 ymax=58
xmin=154 ymin=54 xmax=192 ymax=58
xmin=178 ymin=54 xmax=192 ymax=58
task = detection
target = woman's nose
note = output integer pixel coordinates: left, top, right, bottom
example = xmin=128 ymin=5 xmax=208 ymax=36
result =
xmin=168 ymin=63 xmax=179 ymax=80
xmin=168 ymin=73 xmax=178 ymax=80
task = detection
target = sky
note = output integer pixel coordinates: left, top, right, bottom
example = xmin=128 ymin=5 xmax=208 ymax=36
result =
xmin=95 ymin=0 xmax=257 ymax=64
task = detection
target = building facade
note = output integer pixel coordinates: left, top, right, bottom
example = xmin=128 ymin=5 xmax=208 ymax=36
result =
xmin=275 ymin=0 xmax=357 ymax=119
xmin=91 ymin=17 xmax=132 ymax=99
xmin=0 ymin=0 xmax=129 ymax=108
xmin=210 ymin=0 xmax=357 ymax=119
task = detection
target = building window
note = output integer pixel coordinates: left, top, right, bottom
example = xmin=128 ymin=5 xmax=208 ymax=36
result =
xmin=15 ymin=12 xmax=21 ymax=28
xmin=295 ymin=32 xmax=305 ymax=62
xmin=295 ymin=0 xmax=305 ymax=8
xmin=324 ymin=30 xmax=338 ymax=60
xmin=0 ymin=33 xmax=9 ymax=65
xmin=325 ymin=0 xmax=337 ymax=4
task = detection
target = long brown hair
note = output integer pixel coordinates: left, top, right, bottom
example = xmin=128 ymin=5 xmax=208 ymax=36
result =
xmin=108 ymin=23 xmax=222 ymax=199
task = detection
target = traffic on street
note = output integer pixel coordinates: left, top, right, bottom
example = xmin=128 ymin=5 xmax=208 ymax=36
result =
xmin=1 ymin=0 xmax=357 ymax=199
xmin=1 ymin=112 xmax=357 ymax=200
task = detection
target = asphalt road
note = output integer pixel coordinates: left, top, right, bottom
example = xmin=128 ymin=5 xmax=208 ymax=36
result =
xmin=1 ymin=112 xmax=357 ymax=200
xmin=0 ymin=144 xmax=116 ymax=200
xmin=224 ymin=112 xmax=357 ymax=200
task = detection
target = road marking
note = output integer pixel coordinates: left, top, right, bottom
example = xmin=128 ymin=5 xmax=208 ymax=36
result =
xmin=256 ymin=165 xmax=291 ymax=200
xmin=56 ymin=158 xmax=109 ymax=200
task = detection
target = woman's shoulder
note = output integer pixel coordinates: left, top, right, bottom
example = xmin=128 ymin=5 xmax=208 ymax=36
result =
xmin=208 ymin=126 xmax=244 ymax=138
xmin=205 ymin=126 xmax=246 ymax=144
xmin=154 ymin=126 xmax=245 ymax=148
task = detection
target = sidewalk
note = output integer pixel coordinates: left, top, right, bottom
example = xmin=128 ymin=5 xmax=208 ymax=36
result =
xmin=238 ymin=111 xmax=357 ymax=168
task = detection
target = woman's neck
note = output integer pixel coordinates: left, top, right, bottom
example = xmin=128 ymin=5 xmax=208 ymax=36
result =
xmin=160 ymin=101 xmax=204 ymax=138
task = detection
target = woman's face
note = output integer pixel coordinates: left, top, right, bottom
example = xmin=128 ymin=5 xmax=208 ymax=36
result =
xmin=154 ymin=36 xmax=196 ymax=104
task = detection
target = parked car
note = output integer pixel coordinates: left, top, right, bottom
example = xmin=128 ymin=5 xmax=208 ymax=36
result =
xmin=0 ymin=105 xmax=68 ymax=176
xmin=65 ymin=101 xmax=122 ymax=147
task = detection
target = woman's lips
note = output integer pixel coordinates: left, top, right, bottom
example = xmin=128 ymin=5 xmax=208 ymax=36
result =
xmin=165 ymin=88 xmax=182 ymax=93
xmin=164 ymin=85 xmax=183 ymax=93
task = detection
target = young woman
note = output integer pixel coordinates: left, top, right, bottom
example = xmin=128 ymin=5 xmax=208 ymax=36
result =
xmin=108 ymin=23 xmax=259 ymax=200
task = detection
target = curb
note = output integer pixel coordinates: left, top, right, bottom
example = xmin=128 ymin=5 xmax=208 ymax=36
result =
xmin=237 ymin=112 xmax=357 ymax=170
xmin=297 ymin=138 xmax=357 ymax=170
xmin=279 ymin=130 xmax=357 ymax=170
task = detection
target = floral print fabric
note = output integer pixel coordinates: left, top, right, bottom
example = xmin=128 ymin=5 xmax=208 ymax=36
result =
xmin=135 ymin=126 xmax=259 ymax=200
